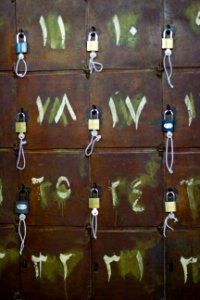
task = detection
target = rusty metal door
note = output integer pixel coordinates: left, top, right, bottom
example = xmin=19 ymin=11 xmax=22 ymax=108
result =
xmin=0 ymin=1 xmax=200 ymax=299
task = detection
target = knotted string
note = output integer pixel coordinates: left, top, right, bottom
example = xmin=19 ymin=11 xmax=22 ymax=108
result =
xmin=163 ymin=49 xmax=173 ymax=88
xmin=165 ymin=131 xmax=174 ymax=174
xmin=89 ymin=52 xmax=103 ymax=74
xmin=163 ymin=212 xmax=178 ymax=238
xmin=15 ymin=53 xmax=27 ymax=78
xmin=16 ymin=137 xmax=27 ymax=170
xmin=85 ymin=132 xmax=101 ymax=157
xmin=18 ymin=214 xmax=27 ymax=255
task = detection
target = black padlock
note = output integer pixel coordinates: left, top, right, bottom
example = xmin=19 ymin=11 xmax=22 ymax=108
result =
xmin=16 ymin=186 xmax=30 ymax=214
xmin=162 ymin=109 xmax=174 ymax=133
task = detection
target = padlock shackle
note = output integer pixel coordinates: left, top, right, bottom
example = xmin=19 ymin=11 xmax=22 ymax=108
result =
xmin=16 ymin=112 xmax=26 ymax=122
xmin=16 ymin=31 xmax=27 ymax=43
xmin=18 ymin=186 xmax=29 ymax=200
xmin=88 ymin=31 xmax=98 ymax=41
xmin=90 ymin=187 xmax=99 ymax=197
xmin=164 ymin=109 xmax=173 ymax=121
xmin=90 ymin=108 xmax=99 ymax=119
xmin=162 ymin=28 xmax=173 ymax=39
xmin=166 ymin=190 xmax=175 ymax=201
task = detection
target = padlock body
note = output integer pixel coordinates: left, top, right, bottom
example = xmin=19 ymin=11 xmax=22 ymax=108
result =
xmin=88 ymin=119 xmax=100 ymax=130
xmin=165 ymin=201 xmax=176 ymax=213
xmin=16 ymin=42 xmax=28 ymax=54
xmin=89 ymin=198 xmax=100 ymax=209
xmin=162 ymin=38 xmax=173 ymax=49
xmin=16 ymin=200 xmax=29 ymax=214
xmin=87 ymin=40 xmax=99 ymax=52
xmin=162 ymin=120 xmax=174 ymax=133
xmin=15 ymin=122 xmax=26 ymax=133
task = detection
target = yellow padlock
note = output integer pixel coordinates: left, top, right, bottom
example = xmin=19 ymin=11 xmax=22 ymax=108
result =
xmin=88 ymin=108 xmax=100 ymax=130
xmin=15 ymin=112 xmax=26 ymax=133
xmin=162 ymin=28 xmax=174 ymax=49
xmin=87 ymin=31 xmax=99 ymax=52
xmin=164 ymin=191 xmax=176 ymax=213
xmin=89 ymin=187 xmax=100 ymax=209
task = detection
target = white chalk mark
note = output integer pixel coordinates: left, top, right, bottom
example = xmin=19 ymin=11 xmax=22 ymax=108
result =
xmin=0 ymin=252 xmax=5 ymax=259
xmin=36 ymin=96 xmax=50 ymax=124
xmin=180 ymin=256 xmax=198 ymax=284
xmin=196 ymin=11 xmax=200 ymax=26
xmin=184 ymin=94 xmax=196 ymax=127
xmin=110 ymin=180 xmax=120 ymax=207
xmin=0 ymin=179 xmax=3 ymax=206
xmin=39 ymin=16 xmax=48 ymax=47
xmin=55 ymin=94 xmax=77 ymax=123
xmin=32 ymin=177 xmax=44 ymax=185
xmin=59 ymin=253 xmax=73 ymax=280
xmin=129 ymin=26 xmax=137 ymax=36
xmin=56 ymin=176 xmax=71 ymax=200
xmin=109 ymin=97 xmax=119 ymax=128
xmin=113 ymin=15 xmax=121 ymax=46
xmin=31 ymin=252 xmax=48 ymax=279
xmin=103 ymin=254 xmax=120 ymax=282
xmin=125 ymin=96 xmax=147 ymax=130
xmin=136 ymin=251 xmax=143 ymax=281
xmin=131 ymin=180 xmax=144 ymax=212
xmin=57 ymin=16 xmax=66 ymax=49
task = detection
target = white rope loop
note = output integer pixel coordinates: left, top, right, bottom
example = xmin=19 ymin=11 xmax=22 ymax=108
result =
xmin=163 ymin=212 xmax=178 ymax=238
xmin=15 ymin=53 xmax=27 ymax=78
xmin=165 ymin=131 xmax=174 ymax=174
xmin=85 ymin=131 xmax=101 ymax=157
xmin=89 ymin=52 xmax=103 ymax=74
xmin=91 ymin=208 xmax=98 ymax=239
xmin=18 ymin=213 xmax=27 ymax=255
xmin=163 ymin=49 xmax=174 ymax=88
xmin=16 ymin=135 xmax=27 ymax=170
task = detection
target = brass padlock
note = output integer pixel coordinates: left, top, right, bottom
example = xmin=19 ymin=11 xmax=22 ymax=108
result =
xmin=15 ymin=112 xmax=26 ymax=133
xmin=162 ymin=28 xmax=174 ymax=49
xmin=164 ymin=190 xmax=176 ymax=213
xmin=89 ymin=187 xmax=100 ymax=209
xmin=87 ymin=31 xmax=99 ymax=52
xmin=88 ymin=108 xmax=100 ymax=130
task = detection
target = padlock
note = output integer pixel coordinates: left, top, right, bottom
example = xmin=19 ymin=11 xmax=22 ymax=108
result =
xmin=87 ymin=31 xmax=99 ymax=52
xmin=89 ymin=187 xmax=100 ymax=209
xmin=16 ymin=186 xmax=30 ymax=214
xmin=15 ymin=112 xmax=26 ymax=133
xmin=88 ymin=108 xmax=100 ymax=130
xmin=16 ymin=32 xmax=28 ymax=54
xmin=162 ymin=28 xmax=173 ymax=49
xmin=164 ymin=190 xmax=176 ymax=213
xmin=162 ymin=109 xmax=174 ymax=132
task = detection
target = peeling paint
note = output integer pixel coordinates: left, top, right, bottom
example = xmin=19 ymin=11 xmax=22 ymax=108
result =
xmin=180 ymin=256 xmax=198 ymax=284
xmin=103 ymin=254 xmax=120 ymax=282
xmin=184 ymin=93 xmax=196 ymax=127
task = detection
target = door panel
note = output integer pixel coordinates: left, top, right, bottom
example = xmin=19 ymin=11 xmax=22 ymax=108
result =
xmin=89 ymin=0 xmax=162 ymax=68
xmin=92 ymin=230 xmax=163 ymax=300
xmin=166 ymin=230 xmax=200 ymax=300
xmin=90 ymin=72 xmax=162 ymax=148
xmin=163 ymin=71 xmax=200 ymax=147
xmin=16 ymin=0 xmax=86 ymax=71
xmin=17 ymin=73 xmax=89 ymax=149
xmin=20 ymin=228 xmax=90 ymax=300
xmin=17 ymin=151 xmax=89 ymax=226
xmin=91 ymin=150 xmax=163 ymax=227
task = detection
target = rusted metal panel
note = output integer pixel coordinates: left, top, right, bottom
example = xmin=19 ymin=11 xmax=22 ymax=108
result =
xmin=163 ymin=71 xmax=200 ymax=147
xmin=17 ymin=73 xmax=89 ymax=149
xmin=90 ymin=71 xmax=162 ymax=148
xmin=165 ymin=150 xmax=200 ymax=226
xmin=0 ymin=75 xmax=16 ymax=147
xmin=16 ymin=0 xmax=86 ymax=71
xmin=20 ymin=227 xmax=90 ymax=300
xmin=0 ymin=0 xmax=15 ymax=71
xmin=17 ymin=151 xmax=89 ymax=226
xmin=89 ymin=0 xmax=162 ymax=69
xmin=166 ymin=230 xmax=200 ymax=300
xmin=91 ymin=150 xmax=163 ymax=227
xmin=165 ymin=0 xmax=200 ymax=67
xmin=0 ymin=226 xmax=19 ymax=300
xmin=0 ymin=151 xmax=17 ymax=224
xmin=92 ymin=230 xmax=163 ymax=300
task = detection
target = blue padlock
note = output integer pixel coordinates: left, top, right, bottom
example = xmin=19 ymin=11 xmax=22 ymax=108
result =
xmin=16 ymin=32 xmax=28 ymax=54
xmin=16 ymin=186 xmax=30 ymax=215
xmin=162 ymin=109 xmax=174 ymax=132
